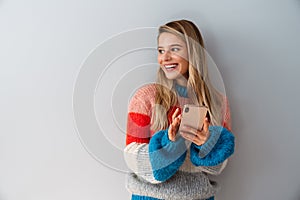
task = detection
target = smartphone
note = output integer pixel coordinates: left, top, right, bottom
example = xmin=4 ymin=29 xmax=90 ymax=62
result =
xmin=179 ymin=104 xmax=208 ymax=131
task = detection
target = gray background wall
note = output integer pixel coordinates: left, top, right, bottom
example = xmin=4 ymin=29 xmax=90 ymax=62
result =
xmin=1 ymin=0 xmax=300 ymax=199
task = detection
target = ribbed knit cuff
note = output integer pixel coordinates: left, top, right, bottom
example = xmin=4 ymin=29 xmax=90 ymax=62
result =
xmin=193 ymin=126 xmax=222 ymax=158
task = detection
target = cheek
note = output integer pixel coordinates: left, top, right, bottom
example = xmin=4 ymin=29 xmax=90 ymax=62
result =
xmin=179 ymin=58 xmax=189 ymax=72
xmin=157 ymin=55 xmax=162 ymax=64
xmin=176 ymin=55 xmax=188 ymax=65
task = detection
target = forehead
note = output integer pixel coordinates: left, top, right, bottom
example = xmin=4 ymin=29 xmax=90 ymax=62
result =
xmin=158 ymin=32 xmax=186 ymax=47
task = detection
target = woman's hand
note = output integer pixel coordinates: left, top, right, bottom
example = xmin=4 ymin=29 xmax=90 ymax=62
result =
xmin=168 ymin=108 xmax=181 ymax=142
xmin=180 ymin=117 xmax=210 ymax=146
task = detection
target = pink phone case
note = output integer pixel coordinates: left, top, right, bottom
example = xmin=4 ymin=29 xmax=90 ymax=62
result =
xmin=179 ymin=104 xmax=208 ymax=131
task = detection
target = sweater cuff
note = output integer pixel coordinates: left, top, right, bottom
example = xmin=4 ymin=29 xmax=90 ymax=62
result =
xmin=190 ymin=126 xmax=235 ymax=166
xmin=149 ymin=129 xmax=187 ymax=181
xmin=193 ymin=126 xmax=222 ymax=158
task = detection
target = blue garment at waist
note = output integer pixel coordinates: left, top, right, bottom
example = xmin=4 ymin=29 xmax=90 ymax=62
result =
xmin=131 ymin=194 xmax=214 ymax=200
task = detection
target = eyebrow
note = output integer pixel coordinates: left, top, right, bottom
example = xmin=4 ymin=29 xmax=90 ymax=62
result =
xmin=157 ymin=44 xmax=183 ymax=49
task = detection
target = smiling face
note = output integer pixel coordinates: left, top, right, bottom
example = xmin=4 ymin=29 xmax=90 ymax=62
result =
xmin=157 ymin=32 xmax=189 ymax=86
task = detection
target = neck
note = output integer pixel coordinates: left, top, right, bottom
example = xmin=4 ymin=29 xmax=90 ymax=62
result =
xmin=175 ymin=77 xmax=187 ymax=87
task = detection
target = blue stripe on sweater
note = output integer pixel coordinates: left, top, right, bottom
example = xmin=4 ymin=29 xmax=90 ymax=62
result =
xmin=131 ymin=194 xmax=215 ymax=200
xmin=175 ymin=83 xmax=188 ymax=97
xmin=190 ymin=126 xmax=235 ymax=166
xmin=149 ymin=129 xmax=187 ymax=182
xmin=131 ymin=194 xmax=162 ymax=200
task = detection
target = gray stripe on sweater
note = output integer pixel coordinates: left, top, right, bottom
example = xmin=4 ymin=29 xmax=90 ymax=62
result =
xmin=126 ymin=171 xmax=220 ymax=200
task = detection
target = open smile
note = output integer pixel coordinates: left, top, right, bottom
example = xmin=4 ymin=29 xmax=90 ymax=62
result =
xmin=164 ymin=63 xmax=179 ymax=71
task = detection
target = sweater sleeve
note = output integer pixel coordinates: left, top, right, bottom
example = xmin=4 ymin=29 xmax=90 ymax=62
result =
xmin=148 ymin=129 xmax=187 ymax=182
xmin=199 ymin=159 xmax=228 ymax=175
xmin=190 ymin=98 xmax=235 ymax=169
xmin=124 ymin=85 xmax=157 ymax=183
xmin=124 ymin=130 xmax=187 ymax=184
xmin=124 ymin=85 xmax=186 ymax=184
xmin=190 ymin=126 xmax=235 ymax=167
xmin=124 ymin=142 xmax=162 ymax=184
xmin=125 ymin=85 xmax=154 ymax=146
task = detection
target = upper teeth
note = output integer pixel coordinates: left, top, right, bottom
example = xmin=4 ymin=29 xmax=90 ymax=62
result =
xmin=165 ymin=64 xmax=177 ymax=69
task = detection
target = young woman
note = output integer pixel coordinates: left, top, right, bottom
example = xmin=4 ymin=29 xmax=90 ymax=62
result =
xmin=124 ymin=19 xmax=235 ymax=200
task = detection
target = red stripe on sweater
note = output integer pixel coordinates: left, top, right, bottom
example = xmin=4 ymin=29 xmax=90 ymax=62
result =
xmin=167 ymin=106 xmax=181 ymax=125
xmin=126 ymin=134 xmax=150 ymax=145
xmin=126 ymin=112 xmax=151 ymax=145
xmin=128 ymin=112 xmax=150 ymax=126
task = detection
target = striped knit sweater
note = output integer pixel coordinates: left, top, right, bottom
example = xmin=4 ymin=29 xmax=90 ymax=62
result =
xmin=124 ymin=83 xmax=235 ymax=200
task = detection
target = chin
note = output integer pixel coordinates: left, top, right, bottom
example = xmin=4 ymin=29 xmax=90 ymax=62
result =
xmin=164 ymin=74 xmax=179 ymax=80
xmin=164 ymin=71 xmax=184 ymax=80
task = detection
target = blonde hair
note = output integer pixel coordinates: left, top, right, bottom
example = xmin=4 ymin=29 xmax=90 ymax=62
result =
xmin=151 ymin=19 xmax=223 ymax=131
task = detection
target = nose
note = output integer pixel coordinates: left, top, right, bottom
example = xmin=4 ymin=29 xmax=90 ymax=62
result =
xmin=161 ymin=50 xmax=171 ymax=62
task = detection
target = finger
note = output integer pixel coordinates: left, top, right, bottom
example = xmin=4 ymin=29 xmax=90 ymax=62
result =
xmin=181 ymin=129 xmax=206 ymax=141
xmin=203 ymin=117 xmax=210 ymax=132
xmin=172 ymin=116 xmax=180 ymax=127
xmin=180 ymin=125 xmax=199 ymax=136
xmin=175 ymin=114 xmax=182 ymax=125
xmin=177 ymin=114 xmax=182 ymax=121
xmin=168 ymin=124 xmax=176 ymax=141
xmin=168 ymin=124 xmax=173 ymax=134
xmin=169 ymin=117 xmax=182 ymax=140
xmin=180 ymin=132 xmax=205 ymax=145
xmin=180 ymin=131 xmax=196 ymax=141
xmin=172 ymin=108 xmax=180 ymax=121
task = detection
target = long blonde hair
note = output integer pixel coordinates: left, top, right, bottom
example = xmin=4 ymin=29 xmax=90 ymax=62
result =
xmin=151 ymin=19 xmax=224 ymax=131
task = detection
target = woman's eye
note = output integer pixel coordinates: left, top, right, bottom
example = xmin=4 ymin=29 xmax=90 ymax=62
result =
xmin=158 ymin=49 xmax=165 ymax=54
xmin=171 ymin=47 xmax=180 ymax=52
